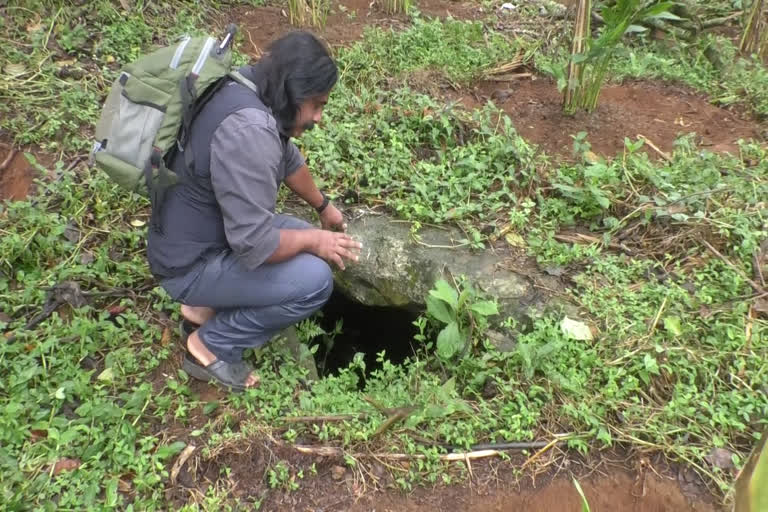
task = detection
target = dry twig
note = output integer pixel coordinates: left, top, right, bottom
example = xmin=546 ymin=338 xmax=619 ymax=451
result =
xmin=638 ymin=134 xmax=672 ymax=162
xmin=294 ymin=445 xmax=504 ymax=461
xmin=283 ymin=414 xmax=367 ymax=423
xmin=701 ymin=240 xmax=767 ymax=296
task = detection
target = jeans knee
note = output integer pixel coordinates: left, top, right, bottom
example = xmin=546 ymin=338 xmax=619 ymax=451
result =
xmin=302 ymin=256 xmax=333 ymax=306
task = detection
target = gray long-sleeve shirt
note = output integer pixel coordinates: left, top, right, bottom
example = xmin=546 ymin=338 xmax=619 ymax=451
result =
xmin=146 ymin=87 xmax=305 ymax=279
xmin=210 ymin=108 xmax=305 ymax=269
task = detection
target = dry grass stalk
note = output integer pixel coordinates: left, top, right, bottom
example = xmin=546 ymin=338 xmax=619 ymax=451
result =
xmin=383 ymin=0 xmax=411 ymax=15
xmin=288 ymin=0 xmax=328 ymax=28
xmin=484 ymin=52 xmax=525 ymax=78
xmin=564 ymin=0 xmax=591 ymax=110
xmin=740 ymin=0 xmax=768 ymax=59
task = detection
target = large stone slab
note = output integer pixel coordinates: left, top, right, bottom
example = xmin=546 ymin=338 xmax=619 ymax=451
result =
xmin=282 ymin=206 xmax=561 ymax=328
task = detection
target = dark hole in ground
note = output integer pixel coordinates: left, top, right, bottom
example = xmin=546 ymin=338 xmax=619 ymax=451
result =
xmin=311 ymin=290 xmax=422 ymax=377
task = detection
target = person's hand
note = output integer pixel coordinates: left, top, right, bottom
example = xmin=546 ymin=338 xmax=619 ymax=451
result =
xmin=319 ymin=203 xmax=346 ymax=232
xmin=311 ymin=230 xmax=362 ymax=270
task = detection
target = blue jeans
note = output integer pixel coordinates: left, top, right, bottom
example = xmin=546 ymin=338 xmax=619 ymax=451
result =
xmin=160 ymin=215 xmax=332 ymax=363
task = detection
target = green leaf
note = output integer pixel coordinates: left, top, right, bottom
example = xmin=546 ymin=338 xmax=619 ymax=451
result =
xmin=203 ymin=401 xmax=219 ymax=415
xmin=470 ymin=300 xmax=499 ymax=317
xmin=156 ymin=441 xmax=186 ymax=460
xmin=430 ymin=280 xmax=458 ymax=309
xmin=436 ymin=321 xmax=463 ymax=359
xmin=105 ymin=478 xmax=118 ymax=507
xmin=637 ymin=1 xmax=676 ymax=20
xmin=643 ymin=354 xmax=660 ymax=375
xmin=97 ymin=368 xmax=114 ymax=383
xmin=626 ymin=24 xmax=649 ymax=33
xmin=663 ymin=316 xmax=682 ymax=337
xmin=572 ymin=477 xmax=592 ymax=512
xmin=426 ymin=295 xmax=454 ymax=324
xmin=650 ymin=11 xmax=683 ymax=21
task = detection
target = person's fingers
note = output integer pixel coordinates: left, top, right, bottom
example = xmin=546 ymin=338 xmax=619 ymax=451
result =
xmin=330 ymin=252 xmax=345 ymax=270
xmin=336 ymin=235 xmax=362 ymax=249
xmin=336 ymin=247 xmax=358 ymax=262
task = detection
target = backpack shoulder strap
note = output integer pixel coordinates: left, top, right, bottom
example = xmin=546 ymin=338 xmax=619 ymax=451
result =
xmin=228 ymin=70 xmax=259 ymax=93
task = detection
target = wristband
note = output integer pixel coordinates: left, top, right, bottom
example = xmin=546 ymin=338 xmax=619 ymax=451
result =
xmin=315 ymin=192 xmax=330 ymax=214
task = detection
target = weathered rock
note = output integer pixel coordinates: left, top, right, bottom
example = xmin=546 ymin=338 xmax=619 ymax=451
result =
xmin=280 ymin=206 xmax=562 ymax=328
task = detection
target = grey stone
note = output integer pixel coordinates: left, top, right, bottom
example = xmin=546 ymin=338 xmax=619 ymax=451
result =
xmin=283 ymin=205 xmax=561 ymax=332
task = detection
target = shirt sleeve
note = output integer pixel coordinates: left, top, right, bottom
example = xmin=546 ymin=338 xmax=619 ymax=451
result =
xmin=284 ymin=141 xmax=306 ymax=177
xmin=209 ymin=109 xmax=283 ymax=270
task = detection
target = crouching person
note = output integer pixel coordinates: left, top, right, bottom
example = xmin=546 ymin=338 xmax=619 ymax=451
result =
xmin=146 ymin=31 xmax=362 ymax=390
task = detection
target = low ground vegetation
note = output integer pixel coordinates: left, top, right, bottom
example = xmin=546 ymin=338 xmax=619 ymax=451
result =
xmin=0 ymin=0 xmax=766 ymax=509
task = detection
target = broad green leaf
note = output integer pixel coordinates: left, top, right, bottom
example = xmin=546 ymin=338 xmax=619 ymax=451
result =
xmin=663 ymin=316 xmax=683 ymax=337
xmin=426 ymin=295 xmax=453 ymax=324
xmin=156 ymin=441 xmax=186 ymax=460
xmin=97 ymin=368 xmax=114 ymax=383
xmin=735 ymin=433 xmax=768 ymax=512
xmin=560 ymin=317 xmax=594 ymax=341
xmin=430 ymin=280 xmax=458 ymax=309
xmin=203 ymin=402 xmax=219 ymax=415
xmin=470 ymin=300 xmax=499 ymax=317
xmin=637 ymin=1 xmax=676 ymax=20
xmin=442 ymin=376 xmax=456 ymax=394
xmin=643 ymin=354 xmax=660 ymax=375
xmin=626 ymin=24 xmax=649 ymax=33
xmin=105 ymin=478 xmax=118 ymax=507
xmin=649 ymin=11 xmax=683 ymax=21
xmin=436 ymin=321 xmax=463 ymax=359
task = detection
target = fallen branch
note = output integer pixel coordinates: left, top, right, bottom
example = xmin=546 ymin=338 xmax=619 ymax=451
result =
xmin=467 ymin=441 xmax=549 ymax=451
xmin=702 ymin=12 xmax=743 ymax=29
xmin=701 ymin=240 xmax=768 ymax=296
xmin=637 ymin=134 xmax=672 ymax=162
xmin=294 ymin=445 xmax=504 ymax=461
xmin=294 ymin=439 xmax=555 ymax=461
xmin=486 ymin=72 xmax=533 ymax=82
xmin=372 ymin=407 xmax=417 ymax=439
xmin=554 ymin=232 xmax=635 ymax=256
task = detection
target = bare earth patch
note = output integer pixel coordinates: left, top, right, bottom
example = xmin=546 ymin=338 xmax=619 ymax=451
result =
xmin=457 ymin=77 xmax=767 ymax=160
xmin=219 ymin=0 xmax=487 ymax=55
xmin=156 ymin=412 xmax=723 ymax=512
xmin=0 ymin=141 xmax=53 ymax=201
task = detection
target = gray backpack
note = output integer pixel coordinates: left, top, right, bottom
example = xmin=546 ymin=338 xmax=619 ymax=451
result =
xmin=90 ymin=24 xmax=257 ymax=202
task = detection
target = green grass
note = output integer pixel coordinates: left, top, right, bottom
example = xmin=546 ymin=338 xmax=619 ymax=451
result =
xmin=1 ymin=1 xmax=767 ymax=509
xmin=0 ymin=1 xmax=206 ymax=150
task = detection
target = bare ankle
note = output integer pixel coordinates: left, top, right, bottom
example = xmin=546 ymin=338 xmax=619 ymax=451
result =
xmin=187 ymin=331 xmax=217 ymax=367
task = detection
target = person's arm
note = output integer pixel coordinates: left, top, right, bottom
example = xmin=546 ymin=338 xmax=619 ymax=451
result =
xmin=210 ymin=111 xmax=359 ymax=268
xmin=284 ymin=153 xmax=346 ymax=231
xmin=210 ymin=110 xmax=311 ymax=267
xmin=284 ymin=164 xmax=325 ymax=209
